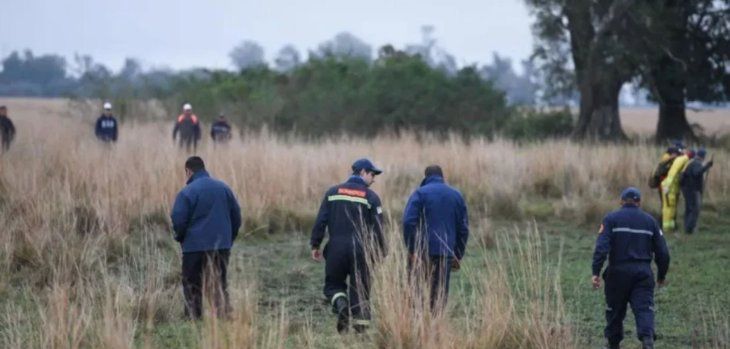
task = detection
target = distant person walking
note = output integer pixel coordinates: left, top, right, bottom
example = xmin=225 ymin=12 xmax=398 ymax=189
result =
xmin=660 ymin=145 xmax=691 ymax=231
xmin=310 ymin=158 xmax=385 ymax=334
xmin=210 ymin=114 xmax=232 ymax=144
xmin=95 ymin=102 xmax=118 ymax=143
xmin=173 ymin=103 xmax=201 ymax=152
xmin=649 ymin=145 xmax=680 ymax=212
xmin=680 ymin=148 xmax=713 ymax=234
xmin=402 ymin=165 xmax=469 ymax=312
xmin=0 ymin=106 xmax=16 ymax=153
xmin=592 ymin=187 xmax=670 ymax=349
xmin=171 ymin=156 xmax=242 ymax=319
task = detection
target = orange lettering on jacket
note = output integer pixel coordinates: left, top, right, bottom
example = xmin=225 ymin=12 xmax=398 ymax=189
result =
xmin=338 ymin=188 xmax=366 ymax=197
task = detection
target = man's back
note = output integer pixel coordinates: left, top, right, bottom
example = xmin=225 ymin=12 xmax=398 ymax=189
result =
xmin=403 ymin=176 xmax=469 ymax=258
xmin=593 ymin=205 xmax=669 ymax=277
xmin=0 ymin=115 xmax=15 ymax=143
xmin=311 ymin=176 xmax=383 ymax=250
xmin=171 ymin=171 xmax=242 ymax=253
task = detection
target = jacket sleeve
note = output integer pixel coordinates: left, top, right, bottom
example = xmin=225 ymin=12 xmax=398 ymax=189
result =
xmin=653 ymin=223 xmax=670 ymax=281
xmin=170 ymin=191 xmax=191 ymax=243
xmin=369 ymin=192 xmax=386 ymax=254
xmin=591 ymin=217 xmax=611 ymax=276
xmin=172 ymin=122 xmax=179 ymax=140
xmin=310 ymin=190 xmax=330 ymax=249
xmin=402 ymin=191 xmax=422 ymax=254
xmin=454 ymin=194 xmax=469 ymax=260
xmin=8 ymin=119 xmax=15 ymax=141
xmin=95 ymin=118 xmax=102 ymax=138
xmin=228 ymin=188 xmax=242 ymax=241
xmin=112 ymin=120 xmax=118 ymax=141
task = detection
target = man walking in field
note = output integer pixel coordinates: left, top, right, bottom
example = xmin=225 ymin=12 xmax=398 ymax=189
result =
xmin=173 ymin=103 xmax=202 ymax=152
xmin=680 ymin=148 xmax=713 ymax=234
xmin=310 ymin=158 xmax=385 ymax=334
xmin=402 ymin=165 xmax=469 ymax=312
xmin=592 ymin=187 xmax=670 ymax=349
xmin=95 ymin=102 xmax=118 ymax=143
xmin=0 ymin=106 xmax=16 ymax=153
xmin=171 ymin=156 xmax=242 ymax=319
xmin=660 ymin=145 xmax=691 ymax=231
xmin=210 ymin=114 xmax=232 ymax=144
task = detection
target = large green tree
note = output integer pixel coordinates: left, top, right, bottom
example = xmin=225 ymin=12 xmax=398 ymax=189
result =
xmin=527 ymin=0 xmax=729 ymax=141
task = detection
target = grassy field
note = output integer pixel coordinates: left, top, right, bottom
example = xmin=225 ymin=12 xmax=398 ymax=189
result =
xmin=0 ymin=98 xmax=728 ymax=348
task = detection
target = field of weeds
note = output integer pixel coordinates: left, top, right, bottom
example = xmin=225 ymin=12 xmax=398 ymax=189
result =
xmin=0 ymin=98 xmax=728 ymax=348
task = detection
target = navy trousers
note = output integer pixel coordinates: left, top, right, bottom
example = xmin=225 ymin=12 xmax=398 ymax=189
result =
xmin=603 ymin=263 xmax=656 ymax=344
xmin=681 ymin=186 xmax=702 ymax=234
xmin=322 ymin=242 xmax=371 ymax=322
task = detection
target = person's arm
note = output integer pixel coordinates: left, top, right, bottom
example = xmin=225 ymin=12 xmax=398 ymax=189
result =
xmin=653 ymin=223 xmax=670 ymax=284
xmin=402 ymin=191 xmax=423 ymax=255
xmin=112 ymin=119 xmax=118 ymax=141
xmin=369 ymin=192 xmax=386 ymax=254
xmin=95 ymin=118 xmax=102 ymax=138
xmin=591 ymin=218 xmax=611 ymax=281
xmin=228 ymin=188 xmax=242 ymax=241
xmin=170 ymin=191 xmax=191 ymax=243
xmin=9 ymin=119 xmax=15 ymax=141
xmin=310 ymin=190 xmax=330 ymax=258
xmin=172 ymin=122 xmax=179 ymax=140
xmin=454 ymin=194 xmax=469 ymax=261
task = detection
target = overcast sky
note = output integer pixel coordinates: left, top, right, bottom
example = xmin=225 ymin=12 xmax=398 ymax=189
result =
xmin=2 ymin=0 xmax=534 ymax=72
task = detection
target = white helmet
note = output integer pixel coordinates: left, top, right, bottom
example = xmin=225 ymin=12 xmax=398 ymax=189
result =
xmin=103 ymin=102 xmax=112 ymax=110
xmin=183 ymin=103 xmax=192 ymax=111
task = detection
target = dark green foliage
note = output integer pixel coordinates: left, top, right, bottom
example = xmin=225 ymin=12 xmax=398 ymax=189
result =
xmin=504 ymin=109 xmax=574 ymax=141
xmin=139 ymin=52 xmax=515 ymax=137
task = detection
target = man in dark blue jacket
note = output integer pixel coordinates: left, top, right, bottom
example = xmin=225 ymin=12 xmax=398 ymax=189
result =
xmin=95 ymin=102 xmax=118 ymax=143
xmin=403 ymin=165 xmax=469 ymax=311
xmin=171 ymin=156 xmax=242 ymax=319
xmin=680 ymin=148 xmax=713 ymax=234
xmin=0 ymin=105 xmax=16 ymax=152
xmin=592 ymin=187 xmax=670 ymax=349
xmin=310 ymin=158 xmax=385 ymax=334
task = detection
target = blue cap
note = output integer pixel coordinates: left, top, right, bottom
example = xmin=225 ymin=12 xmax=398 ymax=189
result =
xmin=620 ymin=187 xmax=641 ymax=201
xmin=697 ymin=148 xmax=707 ymax=158
xmin=667 ymin=146 xmax=680 ymax=155
xmin=351 ymin=158 xmax=383 ymax=175
xmin=672 ymin=140 xmax=685 ymax=150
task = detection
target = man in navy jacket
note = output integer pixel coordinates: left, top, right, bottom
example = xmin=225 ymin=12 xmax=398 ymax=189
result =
xmin=95 ymin=102 xmax=118 ymax=143
xmin=592 ymin=187 xmax=670 ymax=349
xmin=680 ymin=148 xmax=713 ymax=234
xmin=310 ymin=158 xmax=385 ymax=334
xmin=171 ymin=156 xmax=242 ymax=319
xmin=403 ymin=165 xmax=469 ymax=311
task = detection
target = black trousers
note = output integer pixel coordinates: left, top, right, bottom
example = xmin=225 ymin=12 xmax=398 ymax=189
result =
xmin=681 ymin=186 xmax=702 ymax=234
xmin=409 ymin=255 xmax=453 ymax=312
xmin=323 ymin=243 xmax=371 ymax=323
xmin=603 ymin=264 xmax=655 ymax=344
xmin=182 ymin=249 xmax=230 ymax=319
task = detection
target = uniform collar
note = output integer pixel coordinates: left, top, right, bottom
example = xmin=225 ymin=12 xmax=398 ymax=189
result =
xmin=421 ymin=175 xmax=444 ymax=186
xmin=346 ymin=175 xmax=368 ymax=186
xmin=621 ymin=203 xmax=639 ymax=209
xmin=187 ymin=170 xmax=210 ymax=184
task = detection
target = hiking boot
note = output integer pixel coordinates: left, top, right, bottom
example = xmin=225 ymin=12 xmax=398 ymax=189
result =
xmin=334 ymin=297 xmax=349 ymax=334
xmin=641 ymin=337 xmax=654 ymax=349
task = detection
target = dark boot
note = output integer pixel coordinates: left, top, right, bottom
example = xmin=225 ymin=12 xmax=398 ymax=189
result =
xmin=334 ymin=297 xmax=350 ymax=334
xmin=641 ymin=337 xmax=654 ymax=349
xmin=605 ymin=342 xmax=620 ymax=349
xmin=352 ymin=319 xmax=370 ymax=334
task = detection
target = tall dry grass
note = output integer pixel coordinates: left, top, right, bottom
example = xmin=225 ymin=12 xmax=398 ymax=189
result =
xmin=0 ymin=99 xmax=727 ymax=348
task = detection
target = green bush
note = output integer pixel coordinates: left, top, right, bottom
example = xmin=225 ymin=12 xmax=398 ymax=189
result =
xmin=504 ymin=109 xmax=574 ymax=141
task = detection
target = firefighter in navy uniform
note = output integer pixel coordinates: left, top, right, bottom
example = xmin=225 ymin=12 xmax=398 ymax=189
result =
xmin=95 ymin=102 xmax=118 ymax=143
xmin=592 ymin=187 xmax=670 ymax=349
xmin=310 ymin=158 xmax=385 ymax=334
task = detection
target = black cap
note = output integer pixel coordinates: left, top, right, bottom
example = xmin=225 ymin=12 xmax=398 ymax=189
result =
xmin=620 ymin=187 xmax=641 ymax=201
xmin=351 ymin=158 xmax=383 ymax=175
